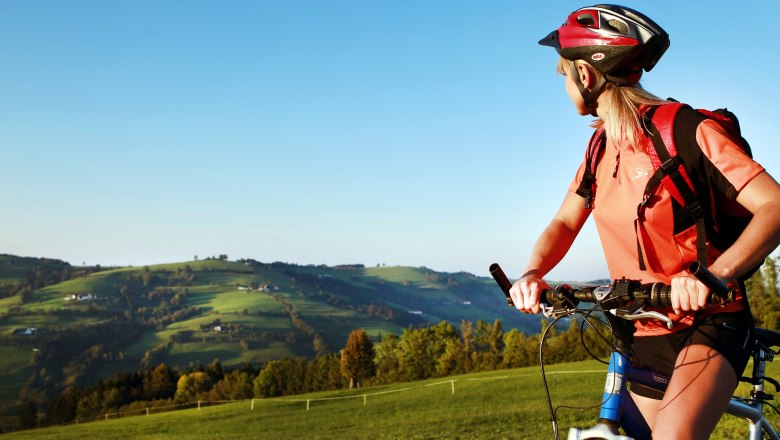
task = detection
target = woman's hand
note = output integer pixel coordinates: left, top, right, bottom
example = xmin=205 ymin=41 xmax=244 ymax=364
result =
xmin=670 ymin=275 xmax=710 ymax=314
xmin=509 ymin=271 xmax=551 ymax=314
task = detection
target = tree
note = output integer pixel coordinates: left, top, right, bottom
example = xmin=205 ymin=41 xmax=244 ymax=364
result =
xmin=502 ymin=329 xmax=538 ymax=368
xmin=209 ymin=370 xmax=255 ymax=400
xmin=306 ymin=353 xmax=343 ymax=391
xmin=460 ymin=320 xmax=475 ymax=372
xmin=143 ymin=364 xmax=177 ymax=401
xmin=45 ymin=387 xmax=80 ymax=425
xmin=470 ymin=319 xmax=504 ymax=371
xmin=18 ymin=401 xmax=37 ymax=429
xmin=339 ymin=329 xmax=375 ymax=389
xmin=253 ymin=358 xmax=307 ymax=398
xmin=747 ymin=257 xmax=780 ymax=331
xmin=206 ymin=359 xmax=224 ymax=384
xmin=76 ymin=391 xmax=103 ymax=421
xmin=398 ymin=327 xmax=435 ymax=380
xmin=393 ymin=321 xmax=463 ymax=381
xmin=436 ymin=338 xmax=465 ymax=376
xmin=174 ymin=372 xmax=212 ymax=403
xmin=765 ymin=256 xmax=779 ymax=296
xmin=373 ymin=334 xmax=402 ymax=384
xmin=545 ymin=319 xmax=592 ymax=363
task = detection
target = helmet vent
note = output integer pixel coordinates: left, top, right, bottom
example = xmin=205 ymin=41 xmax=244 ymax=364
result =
xmin=576 ymin=13 xmax=596 ymax=27
xmin=606 ymin=19 xmax=629 ymax=35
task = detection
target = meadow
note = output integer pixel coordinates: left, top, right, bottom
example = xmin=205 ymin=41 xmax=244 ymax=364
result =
xmin=5 ymin=359 xmax=778 ymax=440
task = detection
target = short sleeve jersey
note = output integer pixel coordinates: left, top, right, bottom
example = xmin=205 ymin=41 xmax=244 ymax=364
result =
xmin=569 ymin=110 xmax=764 ymax=336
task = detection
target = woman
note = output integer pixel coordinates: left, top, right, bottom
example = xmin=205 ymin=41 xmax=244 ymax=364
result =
xmin=510 ymin=5 xmax=780 ymax=439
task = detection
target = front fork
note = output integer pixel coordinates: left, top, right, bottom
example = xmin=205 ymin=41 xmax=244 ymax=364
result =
xmin=568 ymin=311 xmax=655 ymax=440
xmin=567 ymin=350 xmax=650 ymax=440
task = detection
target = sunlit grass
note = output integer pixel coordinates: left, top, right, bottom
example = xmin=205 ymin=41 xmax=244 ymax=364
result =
xmin=4 ymin=358 xmax=777 ymax=439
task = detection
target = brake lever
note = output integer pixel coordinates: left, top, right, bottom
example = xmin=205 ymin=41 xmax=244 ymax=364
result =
xmin=611 ymin=306 xmax=673 ymax=329
xmin=542 ymin=304 xmax=575 ymax=320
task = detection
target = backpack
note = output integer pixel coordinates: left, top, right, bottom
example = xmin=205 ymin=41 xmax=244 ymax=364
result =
xmin=575 ymin=101 xmax=759 ymax=280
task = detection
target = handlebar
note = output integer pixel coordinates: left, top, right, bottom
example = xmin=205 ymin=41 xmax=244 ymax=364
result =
xmin=489 ymin=261 xmax=735 ymax=311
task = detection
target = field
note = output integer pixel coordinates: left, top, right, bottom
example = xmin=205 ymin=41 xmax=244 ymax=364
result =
xmin=4 ymin=358 xmax=779 ymax=440
xmin=0 ymin=347 xmax=32 ymax=401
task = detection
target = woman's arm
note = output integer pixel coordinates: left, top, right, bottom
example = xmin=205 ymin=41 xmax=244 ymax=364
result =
xmin=509 ymin=191 xmax=591 ymax=313
xmin=672 ymin=171 xmax=780 ymax=312
xmin=711 ymin=171 xmax=780 ymax=279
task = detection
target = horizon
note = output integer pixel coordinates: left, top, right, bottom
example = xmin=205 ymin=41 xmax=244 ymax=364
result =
xmin=3 ymin=1 xmax=779 ymax=281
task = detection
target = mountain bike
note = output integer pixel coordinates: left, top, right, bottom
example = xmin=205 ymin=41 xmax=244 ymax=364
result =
xmin=489 ymin=262 xmax=780 ymax=440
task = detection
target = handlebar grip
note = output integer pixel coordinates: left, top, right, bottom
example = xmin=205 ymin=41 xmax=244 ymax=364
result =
xmin=489 ymin=263 xmax=515 ymax=307
xmin=647 ymin=282 xmax=672 ymax=308
xmin=688 ymin=261 xmax=734 ymax=304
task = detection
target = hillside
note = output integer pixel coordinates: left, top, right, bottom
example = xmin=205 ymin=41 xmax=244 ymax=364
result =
xmin=0 ymin=254 xmax=542 ymax=407
xmin=2 ymin=359 xmax=771 ymax=440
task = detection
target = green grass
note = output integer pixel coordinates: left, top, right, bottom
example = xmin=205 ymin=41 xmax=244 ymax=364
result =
xmin=0 ymin=346 xmax=32 ymax=401
xmin=124 ymin=310 xmax=313 ymax=366
xmin=186 ymin=286 xmax=280 ymax=313
xmin=363 ymin=266 xmax=447 ymax=290
xmin=0 ymin=295 xmax=21 ymax=313
xmin=5 ymin=359 xmax=778 ymax=439
xmin=165 ymin=340 xmax=310 ymax=367
xmin=0 ymin=314 xmax=105 ymax=335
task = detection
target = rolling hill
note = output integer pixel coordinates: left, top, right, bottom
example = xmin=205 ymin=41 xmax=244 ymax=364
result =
xmin=0 ymin=254 xmax=546 ymax=406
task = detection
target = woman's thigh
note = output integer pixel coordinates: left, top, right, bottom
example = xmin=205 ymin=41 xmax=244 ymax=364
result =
xmin=652 ymin=344 xmax=737 ymax=440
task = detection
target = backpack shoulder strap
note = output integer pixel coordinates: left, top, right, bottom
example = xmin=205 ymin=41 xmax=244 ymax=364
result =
xmin=575 ymin=127 xmax=606 ymax=209
xmin=645 ymin=103 xmax=700 ymax=210
xmin=643 ymin=102 xmax=708 ymax=265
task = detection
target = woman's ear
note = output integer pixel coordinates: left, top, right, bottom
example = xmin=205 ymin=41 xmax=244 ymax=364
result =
xmin=576 ymin=63 xmax=596 ymax=90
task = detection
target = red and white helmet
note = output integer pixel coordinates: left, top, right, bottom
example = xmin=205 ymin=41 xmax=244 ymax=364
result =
xmin=539 ymin=4 xmax=669 ymax=85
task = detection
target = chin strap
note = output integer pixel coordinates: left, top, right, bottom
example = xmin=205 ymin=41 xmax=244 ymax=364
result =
xmin=570 ymin=63 xmax=607 ymax=117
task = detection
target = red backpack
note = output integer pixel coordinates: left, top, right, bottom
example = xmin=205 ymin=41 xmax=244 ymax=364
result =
xmin=575 ymin=102 xmax=758 ymax=279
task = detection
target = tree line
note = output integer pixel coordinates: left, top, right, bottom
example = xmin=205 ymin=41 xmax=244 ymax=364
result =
xmin=0 ymin=256 xmax=101 ymax=301
xmin=16 ymin=317 xmax=604 ymax=431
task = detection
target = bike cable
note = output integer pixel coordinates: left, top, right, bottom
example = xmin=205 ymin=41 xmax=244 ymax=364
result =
xmin=538 ymin=307 xmax=622 ymax=440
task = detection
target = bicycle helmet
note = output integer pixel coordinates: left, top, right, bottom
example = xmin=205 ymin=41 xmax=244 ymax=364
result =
xmin=539 ymin=5 xmax=669 ymax=115
xmin=540 ymin=4 xmax=669 ymax=85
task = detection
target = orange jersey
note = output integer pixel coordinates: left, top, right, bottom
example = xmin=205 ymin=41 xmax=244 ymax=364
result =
xmin=569 ymin=117 xmax=764 ymax=335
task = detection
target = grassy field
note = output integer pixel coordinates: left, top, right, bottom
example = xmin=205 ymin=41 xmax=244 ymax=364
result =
xmin=5 ymin=359 xmax=779 ymax=440
xmin=0 ymin=347 xmax=32 ymax=401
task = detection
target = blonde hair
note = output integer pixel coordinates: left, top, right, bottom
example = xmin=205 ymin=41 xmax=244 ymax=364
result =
xmin=557 ymin=58 xmax=667 ymax=148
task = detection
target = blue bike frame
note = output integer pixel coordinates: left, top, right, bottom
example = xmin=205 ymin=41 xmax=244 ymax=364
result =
xmin=589 ymin=350 xmax=664 ymax=440
xmin=571 ymin=340 xmax=780 ymax=440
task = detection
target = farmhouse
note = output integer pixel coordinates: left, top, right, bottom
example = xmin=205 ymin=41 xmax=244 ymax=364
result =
xmin=64 ymin=293 xmax=97 ymax=301
xmin=12 ymin=328 xmax=38 ymax=336
xmin=241 ymin=284 xmax=279 ymax=293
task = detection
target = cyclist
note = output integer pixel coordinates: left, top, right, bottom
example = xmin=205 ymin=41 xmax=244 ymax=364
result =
xmin=509 ymin=5 xmax=780 ymax=439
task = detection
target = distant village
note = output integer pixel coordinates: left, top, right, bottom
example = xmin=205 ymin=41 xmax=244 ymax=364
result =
xmin=12 ymin=293 xmax=104 ymax=336
xmin=237 ymin=284 xmax=279 ymax=292
xmin=63 ymin=292 xmax=103 ymax=302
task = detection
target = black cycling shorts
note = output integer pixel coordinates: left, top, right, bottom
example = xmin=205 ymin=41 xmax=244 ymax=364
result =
xmin=629 ymin=309 xmax=753 ymax=400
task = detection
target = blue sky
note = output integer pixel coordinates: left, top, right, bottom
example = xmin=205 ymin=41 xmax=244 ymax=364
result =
xmin=2 ymin=1 xmax=779 ymax=281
